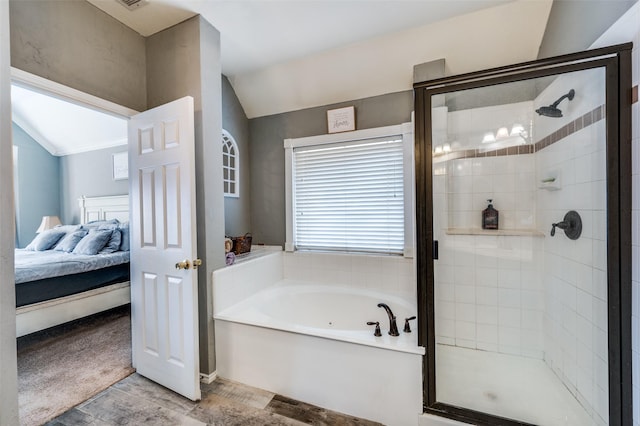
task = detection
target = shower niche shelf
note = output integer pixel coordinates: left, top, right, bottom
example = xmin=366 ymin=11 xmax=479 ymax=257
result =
xmin=446 ymin=228 xmax=545 ymax=237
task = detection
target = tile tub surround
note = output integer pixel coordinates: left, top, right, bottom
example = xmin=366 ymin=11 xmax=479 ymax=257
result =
xmin=212 ymin=250 xmax=417 ymax=313
xmin=212 ymin=250 xmax=423 ymax=426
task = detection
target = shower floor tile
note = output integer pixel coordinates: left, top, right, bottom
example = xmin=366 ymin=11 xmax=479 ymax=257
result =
xmin=436 ymin=344 xmax=596 ymax=426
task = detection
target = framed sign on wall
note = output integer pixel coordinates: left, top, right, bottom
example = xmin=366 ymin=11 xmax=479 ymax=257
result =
xmin=327 ymin=106 xmax=355 ymax=133
xmin=112 ymin=152 xmax=128 ymax=181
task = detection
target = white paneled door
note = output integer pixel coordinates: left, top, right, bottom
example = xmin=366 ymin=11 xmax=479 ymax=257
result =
xmin=128 ymin=96 xmax=201 ymax=401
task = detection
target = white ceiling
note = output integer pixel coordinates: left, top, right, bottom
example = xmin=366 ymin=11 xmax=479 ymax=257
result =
xmin=11 ymin=84 xmax=127 ymax=156
xmin=85 ymin=0 xmax=553 ymax=118
xmin=87 ymin=0 xmax=514 ymax=76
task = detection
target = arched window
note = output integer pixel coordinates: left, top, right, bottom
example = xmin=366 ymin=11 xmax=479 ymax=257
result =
xmin=222 ymin=130 xmax=239 ymax=197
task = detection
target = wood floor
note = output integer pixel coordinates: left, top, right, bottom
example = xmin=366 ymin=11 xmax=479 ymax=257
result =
xmin=46 ymin=373 xmax=382 ymax=425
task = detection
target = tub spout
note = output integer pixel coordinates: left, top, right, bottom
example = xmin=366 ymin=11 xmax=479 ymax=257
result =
xmin=377 ymin=303 xmax=400 ymax=336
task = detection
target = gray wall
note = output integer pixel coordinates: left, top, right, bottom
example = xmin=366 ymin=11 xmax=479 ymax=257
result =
xmin=9 ymin=0 xmax=141 ymax=237
xmin=1 ymin=0 xmax=18 ymax=422
xmin=538 ymin=0 xmax=637 ymax=59
xmin=12 ymin=123 xmax=60 ymax=248
xmin=9 ymin=0 xmax=147 ymax=112
xmin=249 ymin=90 xmax=413 ymax=246
xmin=222 ymin=75 xmax=251 ymax=236
xmin=11 ymin=2 xmax=223 ymax=376
xmin=59 ymin=145 xmax=129 ymax=225
xmin=146 ymin=15 xmax=224 ymax=375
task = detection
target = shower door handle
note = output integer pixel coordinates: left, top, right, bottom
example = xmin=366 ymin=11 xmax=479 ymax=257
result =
xmin=433 ymin=240 xmax=438 ymax=260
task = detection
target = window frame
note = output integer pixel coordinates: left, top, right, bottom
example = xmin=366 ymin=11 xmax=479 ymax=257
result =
xmin=284 ymin=122 xmax=414 ymax=257
xmin=222 ymin=129 xmax=239 ymax=198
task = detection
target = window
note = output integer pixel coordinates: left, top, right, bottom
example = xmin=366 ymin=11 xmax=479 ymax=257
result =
xmin=285 ymin=123 xmax=413 ymax=256
xmin=222 ymin=130 xmax=239 ymax=197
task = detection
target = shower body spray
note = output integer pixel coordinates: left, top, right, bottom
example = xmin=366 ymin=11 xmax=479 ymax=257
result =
xmin=482 ymin=199 xmax=499 ymax=230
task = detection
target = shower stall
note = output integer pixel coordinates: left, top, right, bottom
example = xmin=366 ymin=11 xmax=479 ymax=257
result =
xmin=414 ymin=44 xmax=632 ymax=426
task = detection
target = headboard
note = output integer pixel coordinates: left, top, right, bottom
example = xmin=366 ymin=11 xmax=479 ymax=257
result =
xmin=78 ymin=195 xmax=129 ymax=224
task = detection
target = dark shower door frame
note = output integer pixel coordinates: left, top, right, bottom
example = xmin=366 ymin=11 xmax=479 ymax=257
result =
xmin=414 ymin=43 xmax=633 ymax=426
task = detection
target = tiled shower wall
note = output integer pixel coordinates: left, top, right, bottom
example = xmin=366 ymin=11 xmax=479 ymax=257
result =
xmin=446 ymin=154 xmax=536 ymax=231
xmin=435 ymin=53 xmax=611 ymax=424
xmin=536 ymin=119 xmax=608 ymax=423
xmin=434 ymin=157 xmax=545 ymax=358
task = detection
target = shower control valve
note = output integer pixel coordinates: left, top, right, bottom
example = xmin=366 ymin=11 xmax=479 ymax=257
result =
xmin=403 ymin=316 xmax=417 ymax=333
xmin=550 ymin=210 xmax=582 ymax=240
xmin=366 ymin=321 xmax=382 ymax=337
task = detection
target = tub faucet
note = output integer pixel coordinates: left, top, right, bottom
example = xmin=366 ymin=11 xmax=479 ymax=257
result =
xmin=377 ymin=303 xmax=400 ymax=336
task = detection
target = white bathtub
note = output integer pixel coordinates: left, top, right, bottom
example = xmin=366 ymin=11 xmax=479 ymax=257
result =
xmin=217 ymin=281 xmax=422 ymax=355
xmin=213 ymin=251 xmax=425 ymax=426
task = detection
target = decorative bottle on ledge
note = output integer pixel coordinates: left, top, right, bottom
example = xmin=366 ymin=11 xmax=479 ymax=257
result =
xmin=482 ymin=199 xmax=499 ymax=230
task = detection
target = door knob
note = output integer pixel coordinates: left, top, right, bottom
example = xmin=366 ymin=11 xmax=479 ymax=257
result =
xmin=192 ymin=259 xmax=202 ymax=269
xmin=175 ymin=259 xmax=191 ymax=270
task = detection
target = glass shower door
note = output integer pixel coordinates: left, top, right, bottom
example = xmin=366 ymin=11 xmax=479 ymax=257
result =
xmin=415 ymin=44 xmax=632 ymax=426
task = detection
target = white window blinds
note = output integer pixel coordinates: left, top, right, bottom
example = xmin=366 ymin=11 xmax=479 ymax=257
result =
xmin=293 ymin=135 xmax=404 ymax=254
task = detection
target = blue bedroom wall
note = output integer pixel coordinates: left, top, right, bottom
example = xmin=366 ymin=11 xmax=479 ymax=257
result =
xmin=12 ymin=122 xmax=60 ymax=248
xmin=13 ymin=122 xmax=129 ymax=244
xmin=59 ymin=146 xmax=129 ymax=225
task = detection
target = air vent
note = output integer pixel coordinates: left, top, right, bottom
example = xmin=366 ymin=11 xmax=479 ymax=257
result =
xmin=116 ymin=0 xmax=149 ymax=11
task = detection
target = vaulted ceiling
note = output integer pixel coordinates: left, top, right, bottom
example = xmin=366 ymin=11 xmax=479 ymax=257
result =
xmin=12 ymin=0 xmax=636 ymax=155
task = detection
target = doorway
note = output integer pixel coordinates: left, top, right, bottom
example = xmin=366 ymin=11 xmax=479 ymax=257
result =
xmin=414 ymin=44 xmax=632 ymax=425
xmin=10 ymin=69 xmax=136 ymax=424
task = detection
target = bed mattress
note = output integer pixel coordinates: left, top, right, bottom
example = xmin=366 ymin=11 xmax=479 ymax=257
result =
xmin=15 ymin=249 xmax=129 ymax=284
xmin=15 ymin=249 xmax=130 ymax=307
xmin=15 ymin=263 xmax=130 ymax=307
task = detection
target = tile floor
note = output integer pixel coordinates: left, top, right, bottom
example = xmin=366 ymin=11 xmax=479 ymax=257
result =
xmin=436 ymin=344 xmax=595 ymax=426
xmin=46 ymin=373 xmax=382 ymax=425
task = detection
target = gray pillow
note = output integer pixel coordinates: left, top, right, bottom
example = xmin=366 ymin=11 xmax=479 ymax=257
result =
xmin=25 ymin=229 xmax=66 ymax=251
xmin=53 ymin=224 xmax=81 ymax=234
xmin=54 ymin=230 xmax=88 ymax=252
xmin=82 ymin=219 xmax=120 ymax=230
xmin=72 ymin=229 xmax=113 ymax=255
xmin=118 ymin=222 xmax=130 ymax=252
xmin=99 ymin=229 xmax=122 ymax=254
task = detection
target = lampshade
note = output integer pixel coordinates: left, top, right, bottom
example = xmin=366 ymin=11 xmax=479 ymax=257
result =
xmin=36 ymin=215 xmax=62 ymax=233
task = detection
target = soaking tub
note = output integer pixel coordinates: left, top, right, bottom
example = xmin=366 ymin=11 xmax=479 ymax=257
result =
xmin=213 ymin=250 xmax=425 ymax=426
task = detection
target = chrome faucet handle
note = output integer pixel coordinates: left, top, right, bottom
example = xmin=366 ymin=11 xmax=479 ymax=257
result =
xmin=366 ymin=321 xmax=382 ymax=337
xmin=403 ymin=316 xmax=417 ymax=333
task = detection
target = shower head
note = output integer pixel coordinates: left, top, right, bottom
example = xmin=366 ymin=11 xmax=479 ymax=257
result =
xmin=535 ymin=105 xmax=563 ymax=118
xmin=535 ymin=89 xmax=575 ymax=118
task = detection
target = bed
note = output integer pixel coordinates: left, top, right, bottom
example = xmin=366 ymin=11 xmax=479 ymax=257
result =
xmin=15 ymin=195 xmax=131 ymax=337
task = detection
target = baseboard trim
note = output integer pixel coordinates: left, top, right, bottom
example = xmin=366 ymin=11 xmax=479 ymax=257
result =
xmin=199 ymin=371 xmax=217 ymax=384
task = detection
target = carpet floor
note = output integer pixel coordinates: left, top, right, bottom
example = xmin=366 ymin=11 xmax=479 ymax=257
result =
xmin=17 ymin=305 xmax=134 ymax=426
